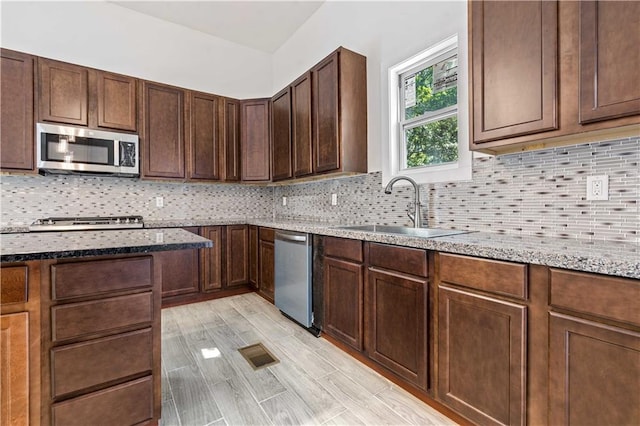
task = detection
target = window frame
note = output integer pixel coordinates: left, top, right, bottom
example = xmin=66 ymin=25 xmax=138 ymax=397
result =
xmin=384 ymin=34 xmax=472 ymax=187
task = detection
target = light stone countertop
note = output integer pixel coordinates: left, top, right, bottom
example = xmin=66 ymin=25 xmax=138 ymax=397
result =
xmin=2 ymin=218 xmax=638 ymax=278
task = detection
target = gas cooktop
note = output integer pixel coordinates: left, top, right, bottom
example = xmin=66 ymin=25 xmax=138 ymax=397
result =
xmin=29 ymin=216 xmax=144 ymax=232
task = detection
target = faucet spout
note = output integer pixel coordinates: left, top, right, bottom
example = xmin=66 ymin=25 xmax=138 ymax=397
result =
xmin=384 ymin=176 xmax=423 ymax=228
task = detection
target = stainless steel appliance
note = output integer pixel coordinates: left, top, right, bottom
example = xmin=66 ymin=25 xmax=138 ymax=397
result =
xmin=36 ymin=123 xmax=139 ymax=177
xmin=274 ymin=230 xmax=318 ymax=334
xmin=29 ymin=215 xmax=144 ymax=232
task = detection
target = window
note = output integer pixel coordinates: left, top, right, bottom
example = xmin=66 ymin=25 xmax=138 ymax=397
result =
xmin=385 ymin=35 xmax=471 ymax=186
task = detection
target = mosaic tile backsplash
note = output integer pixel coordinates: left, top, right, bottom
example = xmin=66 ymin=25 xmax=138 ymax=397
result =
xmin=274 ymin=137 xmax=639 ymax=243
xmin=0 ymin=177 xmax=273 ymax=226
xmin=1 ymin=136 xmax=638 ymax=243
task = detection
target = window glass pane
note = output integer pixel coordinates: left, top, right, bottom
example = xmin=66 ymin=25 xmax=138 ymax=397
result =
xmin=404 ymin=55 xmax=457 ymax=120
xmin=405 ymin=116 xmax=458 ymax=168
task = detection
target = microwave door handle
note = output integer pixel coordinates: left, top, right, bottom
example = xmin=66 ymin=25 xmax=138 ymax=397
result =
xmin=114 ymin=140 xmax=120 ymax=166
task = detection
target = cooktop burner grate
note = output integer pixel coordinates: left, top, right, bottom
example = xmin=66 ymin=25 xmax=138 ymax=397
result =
xmin=29 ymin=215 xmax=144 ymax=231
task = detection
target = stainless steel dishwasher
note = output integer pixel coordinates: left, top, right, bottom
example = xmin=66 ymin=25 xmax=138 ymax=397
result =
xmin=274 ymin=230 xmax=317 ymax=334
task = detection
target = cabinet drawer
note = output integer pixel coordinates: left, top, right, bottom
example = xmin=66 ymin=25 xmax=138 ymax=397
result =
xmin=439 ymin=253 xmax=527 ymax=299
xmin=368 ymin=243 xmax=427 ymax=277
xmin=52 ymin=256 xmax=153 ymax=300
xmin=52 ymin=292 xmax=152 ymax=342
xmin=259 ymin=227 xmax=275 ymax=242
xmin=0 ymin=265 xmax=27 ymax=305
xmin=550 ymin=269 xmax=640 ymax=327
xmin=51 ymin=328 xmax=152 ymax=398
xmin=325 ymin=237 xmax=363 ymax=262
xmin=52 ymin=376 xmax=153 ymax=426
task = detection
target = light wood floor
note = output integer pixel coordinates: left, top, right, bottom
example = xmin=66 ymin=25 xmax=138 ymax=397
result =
xmin=161 ymin=292 xmax=457 ymax=426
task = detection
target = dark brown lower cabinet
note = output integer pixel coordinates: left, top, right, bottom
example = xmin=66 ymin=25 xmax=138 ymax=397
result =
xmin=226 ymin=225 xmax=249 ymax=287
xmin=248 ymin=225 xmax=258 ymax=289
xmin=438 ymin=286 xmax=526 ymax=426
xmin=366 ymin=267 xmax=428 ymax=390
xmin=201 ymin=226 xmax=223 ymax=292
xmin=548 ymin=313 xmax=640 ymax=426
xmin=258 ymin=228 xmax=275 ymax=302
xmin=43 ymin=254 xmax=160 ymax=426
xmin=323 ymin=257 xmax=364 ymax=350
xmin=159 ymin=227 xmax=200 ymax=299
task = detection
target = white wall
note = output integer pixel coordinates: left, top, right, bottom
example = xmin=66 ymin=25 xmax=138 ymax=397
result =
xmin=0 ymin=1 xmax=272 ymax=98
xmin=272 ymin=1 xmax=468 ymax=173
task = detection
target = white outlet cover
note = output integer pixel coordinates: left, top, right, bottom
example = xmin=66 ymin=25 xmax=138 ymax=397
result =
xmin=282 ymin=196 xmax=287 ymax=206
xmin=155 ymin=196 xmax=164 ymax=207
xmin=331 ymin=193 xmax=338 ymax=205
xmin=586 ymin=175 xmax=609 ymax=201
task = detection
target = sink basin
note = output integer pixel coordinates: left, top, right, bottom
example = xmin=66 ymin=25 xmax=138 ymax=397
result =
xmin=334 ymin=224 xmax=471 ymax=238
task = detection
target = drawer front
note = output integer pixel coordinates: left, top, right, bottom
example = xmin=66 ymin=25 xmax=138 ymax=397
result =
xmin=325 ymin=237 xmax=363 ymax=263
xmin=52 ymin=256 xmax=153 ymax=300
xmin=51 ymin=328 xmax=153 ymax=398
xmin=368 ymin=243 xmax=427 ymax=277
xmin=439 ymin=253 xmax=527 ymax=299
xmin=550 ymin=269 xmax=640 ymax=327
xmin=52 ymin=376 xmax=153 ymax=426
xmin=0 ymin=265 xmax=28 ymax=305
xmin=52 ymin=292 xmax=152 ymax=342
xmin=259 ymin=227 xmax=275 ymax=242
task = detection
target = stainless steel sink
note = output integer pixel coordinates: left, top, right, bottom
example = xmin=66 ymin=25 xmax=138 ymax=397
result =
xmin=334 ymin=224 xmax=471 ymax=238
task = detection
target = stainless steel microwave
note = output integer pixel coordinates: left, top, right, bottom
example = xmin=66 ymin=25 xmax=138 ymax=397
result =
xmin=36 ymin=123 xmax=139 ymax=177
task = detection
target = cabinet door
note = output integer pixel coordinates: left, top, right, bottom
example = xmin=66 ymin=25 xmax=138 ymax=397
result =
xmin=271 ymin=87 xmax=292 ymax=181
xmin=223 ymin=98 xmax=241 ymax=181
xmin=366 ymin=268 xmax=427 ymax=389
xmin=549 ymin=313 xmax=640 ymax=426
xmin=579 ymin=1 xmax=640 ymax=123
xmin=141 ymin=81 xmax=185 ymax=179
xmin=160 ymin=227 xmax=200 ymax=298
xmin=188 ymin=92 xmax=221 ymax=181
xmin=292 ymin=72 xmax=313 ymax=178
xmin=312 ymin=52 xmax=340 ymax=173
xmin=1 ymin=49 xmax=34 ymax=172
xmin=258 ymin=240 xmax=275 ymax=302
xmin=201 ymin=226 xmax=223 ymax=291
xmin=1 ymin=312 xmax=29 ymax=426
xmin=249 ymin=225 xmax=258 ymax=289
xmin=226 ymin=225 xmax=249 ymax=287
xmin=38 ymin=58 xmax=88 ymax=126
xmin=324 ymin=257 xmax=364 ymax=351
xmin=241 ymin=99 xmax=270 ymax=181
xmin=471 ymin=0 xmax=558 ymax=143
xmin=94 ymin=71 xmax=137 ymax=131
xmin=438 ymin=286 xmax=526 ymax=426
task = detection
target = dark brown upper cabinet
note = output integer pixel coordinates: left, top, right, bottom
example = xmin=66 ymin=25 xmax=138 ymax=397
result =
xmin=38 ymin=57 xmax=88 ymax=126
xmin=223 ymin=98 xmax=241 ymax=181
xmin=470 ymin=0 xmax=558 ymax=144
xmin=579 ymin=0 xmax=640 ymax=123
xmin=470 ymin=0 xmax=640 ymax=154
xmin=270 ymin=87 xmax=293 ymax=181
xmin=312 ymin=48 xmax=367 ymax=175
xmin=1 ymin=49 xmax=35 ymax=172
xmin=291 ymin=72 xmax=313 ymax=178
xmin=140 ymin=81 xmax=186 ymax=179
xmin=241 ymin=98 xmax=270 ymax=182
xmin=92 ymin=70 xmax=137 ymax=131
xmin=38 ymin=58 xmax=137 ymax=132
xmin=187 ymin=91 xmax=221 ymax=181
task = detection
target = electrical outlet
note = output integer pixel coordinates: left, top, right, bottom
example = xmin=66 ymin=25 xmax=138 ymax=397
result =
xmin=155 ymin=232 xmax=164 ymax=243
xmin=282 ymin=196 xmax=287 ymax=206
xmin=155 ymin=196 xmax=164 ymax=207
xmin=586 ymin=175 xmax=609 ymax=201
xmin=331 ymin=193 xmax=338 ymax=206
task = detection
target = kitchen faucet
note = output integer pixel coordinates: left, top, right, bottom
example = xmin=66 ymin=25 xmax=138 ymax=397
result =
xmin=384 ymin=176 xmax=423 ymax=228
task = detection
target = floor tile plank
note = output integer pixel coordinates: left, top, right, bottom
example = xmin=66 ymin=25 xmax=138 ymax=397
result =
xmin=209 ymin=376 xmax=274 ymax=426
xmin=167 ymin=365 xmax=223 ymax=425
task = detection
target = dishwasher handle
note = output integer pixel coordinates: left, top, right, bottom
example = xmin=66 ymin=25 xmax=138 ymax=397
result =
xmin=275 ymin=231 xmax=308 ymax=243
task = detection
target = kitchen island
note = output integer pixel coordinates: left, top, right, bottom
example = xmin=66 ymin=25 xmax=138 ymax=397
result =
xmin=0 ymin=228 xmax=212 ymax=426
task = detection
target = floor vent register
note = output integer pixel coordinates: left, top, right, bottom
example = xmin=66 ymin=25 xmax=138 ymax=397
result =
xmin=238 ymin=343 xmax=279 ymax=370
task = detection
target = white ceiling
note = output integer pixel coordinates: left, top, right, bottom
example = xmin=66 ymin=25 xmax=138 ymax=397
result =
xmin=112 ymin=1 xmax=325 ymax=53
